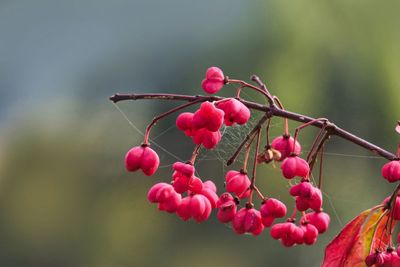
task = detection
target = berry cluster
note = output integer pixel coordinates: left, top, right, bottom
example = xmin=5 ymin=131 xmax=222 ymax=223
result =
xmin=366 ymin=248 xmax=400 ymax=266
xmin=123 ymin=66 xmax=334 ymax=248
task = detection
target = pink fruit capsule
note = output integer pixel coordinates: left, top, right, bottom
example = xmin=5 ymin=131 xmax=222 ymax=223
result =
xmin=382 ymin=160 xmax=400 ymax=183
xmin=125 ymin=145 xmax=160 ymax=176
xmin=232 ymin=208 xmax=264 ymax=236
xmin=260 ymin=198 xmax=287 ymax=218
xmin=271 ymin=135 xmax=301 ymax=161
xmin=176 ymin=112 xmax=197 ymax=137
xmin=217 ymin=200 xmax=237 ymax=223
xmin=305 ymin=211 xmax=330 ymax=234
xmin=203 ymin=180 xmax=217 ymax=193
xmin=270 ymin=223 xmax=286 ymax=239
xmin=193 ymin=128 xmax=221 ymax=149
xmin=225 ymin=170 xmax=251 ymax=199
xmin=147 ymin=183 xmax=169 ymax=203
xmin=172 ymin=172 xmax=191 ymax=194
xmin=201 ymin=66 xmax=225 ymax=94
xmin=281 ymin=155 xmax=310 ymax=179
xmin=201 ymin=187 xmax=218 ymax=208
xmin=301 ymin=223 xmax=318 ymax=245
xmin=173 ymin=161 xmax=195 ymax=177
xmin=192 ymin=101 xmax=224 ymax=132
xmin=290 ymin=182 xmax=323 ymax=212
xmin=188 ymin=176 xmax=203 ymax=194
xmin=216 ymin=98 xmax=251 ymax=126
xmin=261 ymin=216 xmax=275 ymax=227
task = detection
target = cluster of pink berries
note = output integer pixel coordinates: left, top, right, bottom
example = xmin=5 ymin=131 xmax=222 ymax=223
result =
xmin=124 ymin=66 xmax=331 ymax=248
xmin=176 ymin=99 xmax=250 ymax=149
xmin=366 ymin=248 xmax=400 ymax=266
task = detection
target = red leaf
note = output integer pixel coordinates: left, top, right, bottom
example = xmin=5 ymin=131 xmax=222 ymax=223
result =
xmin=322 ymin=208 xmax=371 ymax=267
xmin=343 ymin=208 xmax=391 ymax=266
xmin=370 ymin=212 xmax=393 ymax=253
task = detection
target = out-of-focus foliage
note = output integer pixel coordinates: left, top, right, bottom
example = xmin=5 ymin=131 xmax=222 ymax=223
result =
xmin=0 ymin=1 xmax=399 ymax=266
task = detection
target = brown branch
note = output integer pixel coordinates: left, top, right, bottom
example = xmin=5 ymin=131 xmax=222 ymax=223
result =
xmin=109 ymin=93 xmax=396 ymax=161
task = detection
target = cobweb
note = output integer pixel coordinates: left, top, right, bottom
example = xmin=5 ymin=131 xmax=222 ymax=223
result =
xmin=112 ymin=101 xmax=387 ymax=228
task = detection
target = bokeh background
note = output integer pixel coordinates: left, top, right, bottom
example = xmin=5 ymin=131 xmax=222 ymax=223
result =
xmin=0 ymin=1 xmax=399 ymax=266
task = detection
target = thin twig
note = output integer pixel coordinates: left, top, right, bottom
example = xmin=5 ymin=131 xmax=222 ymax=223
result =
xmin=109 ymin=93 xmax=396 ymax=161
xmin=226 ymin=114 xmax=271 ymax=166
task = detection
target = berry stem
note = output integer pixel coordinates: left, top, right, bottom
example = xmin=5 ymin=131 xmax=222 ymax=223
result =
xmin=253 ymin=185 xmax=266 ymax=200
xmin=306 ymin=124 xmax=327 ymax=162
xmin=248 ymin=129 xmax=261 ymax=205
xmin=242 ymin=133 xmax=257 ymax=172
xmin=290 ymin=208 xmax=298 ymax=220
xmin=143 ymin=98 xmax=203 ymax=144
xmin=235 ymin=85 xmax=244 ymax=99
xmin=189 ymin=144 xmax=202 ymax=164
xmin=318 ymin=144 xmax=325 ymax=189
xmin=265 ymin=118 xmax=272 ymax=146
xmin=250 ymin=75 xmax=275 ymax=106
xmin=396 ymin=144 xmax=400 ymax=158
xmin=227 ymin=78 xmax=274 ymax=105
xmin=292 ymin=118 xmax=329 ymax=153
xmin=273 ymin=96 xmax=289 ymax=136
xmin=309 ymin=133 xmax=330 ymax=173
xmin=227 ymin=113 xmax=271 ymax=166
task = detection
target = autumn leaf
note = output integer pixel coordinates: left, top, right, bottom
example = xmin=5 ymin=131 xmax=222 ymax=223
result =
xmin=322 ymin=206 xmax=395 ymax=267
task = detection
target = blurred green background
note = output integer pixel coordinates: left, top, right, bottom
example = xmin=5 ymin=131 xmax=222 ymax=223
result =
xmin=0 ymin=1 xmax=399 ymax=266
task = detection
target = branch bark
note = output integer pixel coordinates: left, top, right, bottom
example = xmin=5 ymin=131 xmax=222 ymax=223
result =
xmin=110 ymin=93 xmax=396 ymax=161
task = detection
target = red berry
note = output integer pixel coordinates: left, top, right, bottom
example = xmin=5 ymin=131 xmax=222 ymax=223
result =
xmin=172 ymin=173 xmax=190 ymax=193
xmin=281 ymin=155 xmax=310 ymax=179
xmin=365 ymin=252 xmax=378 ymax=266
xmin=172 ymin=162 xmax=204 ymax=194
xmin=176 ymin=112 xmax=197 ymax=137
xmin=301 ymin=223 xmax=318 ymax=245
xmin=225 ymin=170 xmax=251 ymax=199
xmin=270 ymin=223 xmax=286 ymax=239
xmin=188 ymin=176 xmax=204 ymax=194
xmin=382 ymin=160 xmax=400 ymax=183
xmin=125 ymin=145 xmax=159 ymax=176
xmin=177 ymin=197 xmax=191 ymax=221
xmin=158 ymin=192 xmax=181 ymax=213
xmin=305 ymin=211 xmax=330 ymax=234
xmin=232 ymin=208 xmax=264 ymax=236
xmin=203 ymin=180 xmax=217 ymax=193
xmin=193 ymin=128 xmax=221 ymax=149
xmin=271 ymin=135 xmax=301 ymax=161
xmin=216 ymin=98 xmax=251 ymax=126
xmin=173 ymin=162 xmax=195 ymax=177
xmin=271 ymin=222 xmax=303 ymax=247
xmin=147 ymin=182 xmax=169 ymax=203
xmin=217 ymin=199 xmax=237 ymax=223
xmin=261 ymin=216 xmax=275 ymax=227
xmin=200 ymin=185 xmax=219 ymax=208
xmin=192 ymin=101 xmax=224 ymax=132
xmin=177 ymin=194 xmax=213 ymax=223
xmin=217 ymin=192 xmax=235 ymax=206
xmin=147 ymin=183 xmax=181 ymax=213
xmin=201 ymin=67 xmax=225 ymax=94
xmin=290 ymin=182 xmax=323 ymax=212
xmin=260 ymin=198 xmax=287 ymax=218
